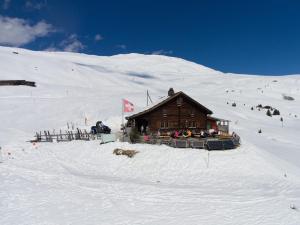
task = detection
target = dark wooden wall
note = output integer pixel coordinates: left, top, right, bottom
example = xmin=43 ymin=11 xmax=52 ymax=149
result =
xmin=134 ymin=95 xmax=208 ymax=133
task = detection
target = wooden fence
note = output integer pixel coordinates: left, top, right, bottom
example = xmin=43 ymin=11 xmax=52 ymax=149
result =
xmin=32 ymin=128 xmax=98 ymax=143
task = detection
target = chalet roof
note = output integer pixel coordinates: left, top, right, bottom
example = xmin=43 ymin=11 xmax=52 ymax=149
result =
xmin=126 ymin=91 xmax=213 ymax=120
xmin=207 ymin=115 xmax=230 ymax=122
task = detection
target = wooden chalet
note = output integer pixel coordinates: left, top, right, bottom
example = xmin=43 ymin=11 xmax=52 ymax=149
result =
xmin=126 ymin=88 xmax=229 ymax=134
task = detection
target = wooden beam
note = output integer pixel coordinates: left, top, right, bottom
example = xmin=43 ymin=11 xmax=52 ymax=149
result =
xmin=0 ymin=80 xmax=36 ymax=87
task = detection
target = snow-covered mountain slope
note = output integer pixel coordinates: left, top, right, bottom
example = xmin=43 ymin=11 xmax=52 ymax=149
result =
xmin=0 ymin=46 xmax=300 ymax=225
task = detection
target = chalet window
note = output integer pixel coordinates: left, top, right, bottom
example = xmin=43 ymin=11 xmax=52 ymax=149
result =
xmin=176 ymin=97 xmax=183 ymax=106
xmin=160 ymin=121 xmax=169 ymax=129
xmin=190 ymin=108 xmax=195 ymax=117
xmin=162 ymin=109 xmax=168 ymax=117
xmin=188 ymin=121 xmax=196 ymax=128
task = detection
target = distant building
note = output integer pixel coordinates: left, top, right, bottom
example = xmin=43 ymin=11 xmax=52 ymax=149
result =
xmin=126 ymin=89 xmax=229 ymax=134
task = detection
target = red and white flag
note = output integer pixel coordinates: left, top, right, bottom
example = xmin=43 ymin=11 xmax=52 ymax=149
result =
xmin=123 ymin=99 xmax=134 ymax=112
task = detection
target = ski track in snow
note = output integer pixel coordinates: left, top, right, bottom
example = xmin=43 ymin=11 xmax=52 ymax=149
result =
xmin=0 ymin=46 xmax=300 ymax=225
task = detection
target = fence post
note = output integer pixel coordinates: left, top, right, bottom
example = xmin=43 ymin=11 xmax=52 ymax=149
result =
xmin=47 ymin=131 xmax=53 ymax=142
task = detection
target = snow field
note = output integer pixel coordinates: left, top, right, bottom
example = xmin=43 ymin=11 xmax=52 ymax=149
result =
xmin=0 ymin=46 xmax=300 ymax=224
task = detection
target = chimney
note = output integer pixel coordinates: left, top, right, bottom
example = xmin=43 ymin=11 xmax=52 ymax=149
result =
xmin=168 ymin=88 xmax=175 ymax=97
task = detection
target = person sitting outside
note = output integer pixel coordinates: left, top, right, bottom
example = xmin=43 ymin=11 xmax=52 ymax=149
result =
xmin=174 ymin=130 xmax=179 ymax=139
xmin=200 ymin=130 xmax=205 ymax=138
xmin=157 ymin=129 xmax=161 ymax=137
xmin=209 ymin=129 xmax=217 ymax=137
xmin=187 ymin=129 xmax=192 ymax=138
xmin=182 ymin=130 xmax=188 ymax=138
xmin=140 ymin=125 xmax=145 ymax=135
xmin=143 ymin=135 xmax=150 ymax=142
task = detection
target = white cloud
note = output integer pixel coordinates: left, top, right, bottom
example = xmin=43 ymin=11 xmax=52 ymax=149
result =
xmin=116 ymin=44 xmax=127 ymax=49
xmin=25 ymin=0 xmax=47 ymax=10
xmin=94 ymin=34 xmax=103 ymax=41
xmin=60 ymin=34 xmax=84 ymax=52
xmin=0 ymin=15 xmax=54 ymax=46
xmin=43 ymin=44 xmax=58 ymax=52
xmin=44 ymin=34 xmax=85 ymax=53
xmin=2 ymin=0 xmax=11 ymax=9
xmin=151 ymin=49 xmax=173 ymax=55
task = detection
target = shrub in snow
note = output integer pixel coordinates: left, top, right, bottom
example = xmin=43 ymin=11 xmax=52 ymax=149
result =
xmin=282 ymin=94 xmax=295 ymax=101
xmin=263 ymin=105 xmax=272 ymax=110
xmin=290 ymin=204 xmax=297 ymax=210
xmin=232 ymin=103 xmax=236 ymax=107
xmin=266 ymin=110 xmax=272 ymax=117
xmin=251 ymin=107 xmax=254 ymax=110
xmin=113 ymin=148 xmax=139 ymax=158
xmin=273 ymin=109 xmax=280 ymax=116
xmin=258 ymin=129 xmax=262 ymax=133
xmin=257 ymin=104 xmax=262 ymax=108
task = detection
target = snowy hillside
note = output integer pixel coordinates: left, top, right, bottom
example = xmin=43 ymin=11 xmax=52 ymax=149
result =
xmin=0 ymin=46 xmax=300 ymax=225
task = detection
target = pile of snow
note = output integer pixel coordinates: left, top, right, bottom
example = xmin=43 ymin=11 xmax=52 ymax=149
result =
xmin=0 ymin=46 xmax=300 ymax=225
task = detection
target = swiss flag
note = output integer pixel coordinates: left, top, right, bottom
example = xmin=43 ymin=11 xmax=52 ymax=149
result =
xmin=123 ymin=99 xmax=134 ymax=112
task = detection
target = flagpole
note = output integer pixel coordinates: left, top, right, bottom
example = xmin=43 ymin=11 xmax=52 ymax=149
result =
xmin=121 ymin=99 xmax=124 ymax=141
xmin=121 ymin=98 xmax=124 ymax=128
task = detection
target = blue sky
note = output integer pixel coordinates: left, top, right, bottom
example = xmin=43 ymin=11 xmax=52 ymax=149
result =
xmin=1 ymin=0 xmax=300 ymax=75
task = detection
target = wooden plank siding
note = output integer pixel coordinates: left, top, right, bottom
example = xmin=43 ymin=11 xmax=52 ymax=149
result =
xmin=147 ymin=97 xmax=207 ymax=132
xmin=129 ymin=93 xmax=209 ymax=133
